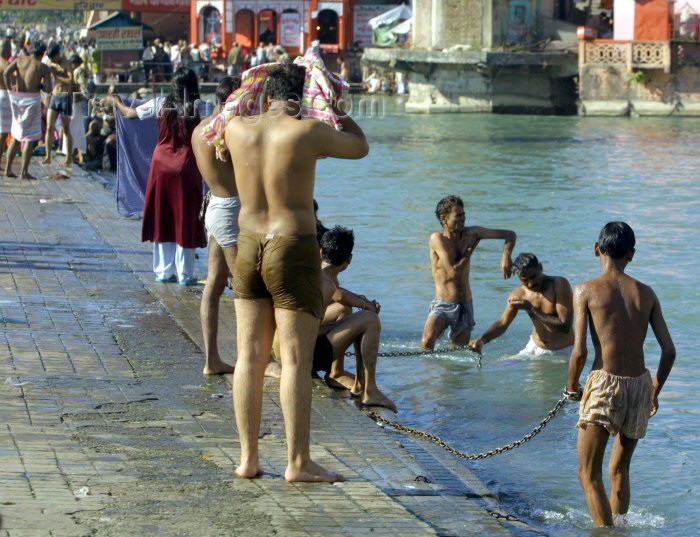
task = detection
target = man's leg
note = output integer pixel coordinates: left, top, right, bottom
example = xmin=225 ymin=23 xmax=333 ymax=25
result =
xmin=19 ymin=141 xmax=36 ymax=180
xmin=200 ymin=238 xmax=233 ymax=374
xmin=153 ymin=242 xmax=176 ymax=280
xmin=4 ymin=137 xmax=19 ymax=177
xmin=275 ymin=308 xmax=343 ymax=483
xmin=608 ymin=433 xmax=638 ymax=516
xmin=61 ymin=115 xmax=72 ymax=167
xmin=0 ymin=132 xmax=7 ymax=167
xmin=232 ymin=298 xmax=275 ymax=478
xmin=43 ymin=108 xmax=58 ymax=164
xmin=421 ymin=315 xmax=448 ymax=350
xmin=450 ymin=328 xmax=472 ymax=347
xmin=325 ymin=311 xmax=396 ymax=411
xmin=577 ymin=424 xmax=614 ymax=527
xmin=323 ymin=304 xmax=354 ymax=388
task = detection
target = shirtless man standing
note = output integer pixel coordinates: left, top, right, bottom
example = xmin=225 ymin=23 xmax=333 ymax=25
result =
xmin=192 ymin=77 xmax=281 ymax=378
xmin=43 ymin=42 xmax=74 ymax=167
xmin=192 ymin=77 xmax=240 ymax=376
xmin=3 ymin=41 xmax=52 ymax=179
xmin=566 ymin=222 xmax=675 ymax=527
xmin=0 ymin=38 xmax=12 ymax=167
xmin=469 ymin=253 xmax=573 ymax=355
xmin=224 ymin=63 xmax=368 ymax=482
xmin=315 ymin=226 xmax=396 ymax=412
xmin=421 ymin=195 xmax=516 ymax=350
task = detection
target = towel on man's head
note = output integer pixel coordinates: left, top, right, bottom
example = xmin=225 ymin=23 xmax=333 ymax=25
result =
xmin=201 ymin=51 xmax=348 ymax=161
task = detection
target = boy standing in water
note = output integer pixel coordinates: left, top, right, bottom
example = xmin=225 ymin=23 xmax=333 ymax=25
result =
xmin=421 ymin=195 xmax=516 ymax=350
xmin=566 ymin=222 xmax=676 ymax=527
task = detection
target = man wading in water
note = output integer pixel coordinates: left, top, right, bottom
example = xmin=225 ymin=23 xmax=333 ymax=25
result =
xmin=469 ymin=253 xmax=574 ymax=355
xmin=224 ymin=64 xmax=368 ymax=482
xmin=421 ymin=195 xmax=516 ymax=350
xmin=566 ymin=222 xmax=675 ymax=527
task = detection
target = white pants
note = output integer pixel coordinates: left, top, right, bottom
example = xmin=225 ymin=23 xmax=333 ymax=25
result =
xmin=152 ymin=242 xmax=196 ymax=281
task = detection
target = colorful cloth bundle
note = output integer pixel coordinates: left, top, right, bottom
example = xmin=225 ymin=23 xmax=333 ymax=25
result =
xmin=201 ymin=51 xmax=348 ymax=160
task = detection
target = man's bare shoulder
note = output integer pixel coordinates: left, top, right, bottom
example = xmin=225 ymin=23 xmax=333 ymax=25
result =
xmin=429 ymin=231 xmax=447 ymax=247
xmin=552 ymin=276 xmax=573 ymax=291
xmin=509 ymin=287 xmax=526 ymax=300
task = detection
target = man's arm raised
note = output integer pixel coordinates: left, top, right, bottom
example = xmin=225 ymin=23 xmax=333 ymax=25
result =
xmin=566 ymin=284 xmax=589 ymax=398
xmin=471 ymin=227 xmax=516 ymax=278
xmin=315 ymin=107 xmax=369 ymax=160
xmin=648 ymin=291 xmax=676 ymax=416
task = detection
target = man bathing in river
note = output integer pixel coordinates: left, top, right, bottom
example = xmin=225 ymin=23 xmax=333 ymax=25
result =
xmin=566 ymin=222 xmax=675 ymax=528
xmin=315 ymin=226 xmax=396 ymax=412
xmin=224 ymin=64 xmax=368 ymax=482
xmin=192 ymin=76 xmax=280 ymax=378
xmin=421 ymin=195 xmax=516 ymax=350
xmin=468 ymin=253 xmax=573 ymax=355
xmin=3 ymin=41 xmax=52 ymax=180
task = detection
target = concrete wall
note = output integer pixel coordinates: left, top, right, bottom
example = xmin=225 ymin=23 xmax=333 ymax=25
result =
xmin=579 ymin=65 xmax=700 ymax=116
xmin=405 ymin=63 xmax=576 ymax=113
xmin=412 ymin=0 xmax=488 ymax=49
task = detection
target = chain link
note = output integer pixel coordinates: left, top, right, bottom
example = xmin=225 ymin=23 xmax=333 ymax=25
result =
xmin=346 ymin=345 xmax=483 ymax=367
xmin=362 ymin=396 xmax=568 ymax=461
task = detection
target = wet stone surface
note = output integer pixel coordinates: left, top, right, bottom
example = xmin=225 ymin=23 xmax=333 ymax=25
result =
xmin=1 ymin=163 xmax=535 ymax=536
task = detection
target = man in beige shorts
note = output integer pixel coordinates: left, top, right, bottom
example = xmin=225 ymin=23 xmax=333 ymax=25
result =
xmin=566 ymin=222 xmax=676 ymax=528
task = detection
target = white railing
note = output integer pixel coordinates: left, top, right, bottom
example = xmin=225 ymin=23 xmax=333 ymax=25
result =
xmin=579 ymin=41 xmax=672 ymax=73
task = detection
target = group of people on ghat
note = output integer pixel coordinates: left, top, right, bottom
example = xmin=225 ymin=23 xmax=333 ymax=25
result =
xmin=33 ymin=45 xmax=673 ymax=528
xmin=0 ymin=38 xmax=115 ymax=180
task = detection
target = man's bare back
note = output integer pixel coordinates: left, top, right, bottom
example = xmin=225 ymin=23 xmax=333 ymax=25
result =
xmin=192 ymin=115 xmax=237 ymax=197
xmin=6 ymin=55 xmax=50 ymax=93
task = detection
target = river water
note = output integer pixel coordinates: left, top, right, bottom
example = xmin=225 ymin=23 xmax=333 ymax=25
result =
xmin=314 ymin=97 xmax=699 ymax=535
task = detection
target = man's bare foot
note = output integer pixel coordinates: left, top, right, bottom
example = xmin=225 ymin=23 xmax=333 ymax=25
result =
xmin=42 ymin=157 xmax=51 ymax=165
xmin=20 ymin=173 xmax=36 ymax=180
xmin=202 ymin=358 xmax=234 ymax=375
xmin=362 ymin=388 xmax=397 ymax=412
xmin=285 ymin=460 xmax=344 ymax=483
xmin=264 ymin=359 xmax=281 ymax=378
xmin=61 ymin=159 xmax=72 ymax=168
xmin=325 ymin=371 xmax=355 ymax=390
xmin=5 ymin=171 xmax=17 ymax=178
xmin=235 ymin=460 xmax=264 ymax=478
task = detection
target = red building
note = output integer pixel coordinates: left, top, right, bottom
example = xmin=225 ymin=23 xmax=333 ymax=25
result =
xmin=189 ymin=0 xmax=357 ymax=55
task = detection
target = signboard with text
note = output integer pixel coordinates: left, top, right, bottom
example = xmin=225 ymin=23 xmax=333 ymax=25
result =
xmin=0 ymin=0 xmax=121 ymax=9
xmin=280 ymin=12 xmax=302 ymax=49
xmin=96 ymin=26 xmax=143 ymax=50
xmin=353 ymin=5 xmax=391 ymax=48
xmin=122 ymin=0 xmax=190 ymax=12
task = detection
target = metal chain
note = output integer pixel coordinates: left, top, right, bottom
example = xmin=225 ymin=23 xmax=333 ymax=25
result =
xmin=362 ymin=396 xmax=568 ymax=461
xmin=345 ymin=345 xmax=482 ymax=367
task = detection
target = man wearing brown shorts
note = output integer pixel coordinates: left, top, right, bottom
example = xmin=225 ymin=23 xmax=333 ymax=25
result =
xmin=224 ymin=64 xmax=368 ymax=482
xmin=566 ymin=222 xmax=676 ymax=528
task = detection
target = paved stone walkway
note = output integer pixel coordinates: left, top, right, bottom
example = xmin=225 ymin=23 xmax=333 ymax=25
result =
xmin=0 ymin=161 xmax=544 ymax=536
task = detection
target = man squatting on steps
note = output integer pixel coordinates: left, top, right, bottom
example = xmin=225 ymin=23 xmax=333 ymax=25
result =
xmin=422 ymin=195 xmax=516 ymax=350
xmin=224 ymin=64 xmax=368 ymax=482
xmin=191 ymin=76 xmax=281 ymax=378
xmin=566 ymin=222 xmax=675 ymax=528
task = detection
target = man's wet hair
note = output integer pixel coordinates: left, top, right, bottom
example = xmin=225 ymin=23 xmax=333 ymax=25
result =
xmin=435 ymin=195 xmax=464 ymax=223
xmin=32 ymin=41 xmax=47 ymax=58
xmin=320 ymin=226 xmax=355 ymax=266
xmin=47 ymin=42 xmax=61 ymax=59
xmin=513 ymin=253 xmax=540 ymax=276
xmin=598 ymin=221 xmax=635 ymax=259
xmin=267 ymin=63 xmax=306 ymax=102
xmin=70 ymin=54 xmax=82 ymax=66
xmin=215 ymin=75 xmax=241 ymax=105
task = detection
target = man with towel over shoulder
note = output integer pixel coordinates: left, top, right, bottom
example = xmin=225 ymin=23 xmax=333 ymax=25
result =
xmin=3 ymin=41 xmax=51 ymax=180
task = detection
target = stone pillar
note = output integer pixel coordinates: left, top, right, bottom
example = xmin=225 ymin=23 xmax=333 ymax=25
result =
xmin=412 ymin=0 xmax=488 ymax=50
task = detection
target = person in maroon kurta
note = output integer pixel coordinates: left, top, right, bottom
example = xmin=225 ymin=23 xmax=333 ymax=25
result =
xmin=111 ymin=68 xmax=206 ymax=285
